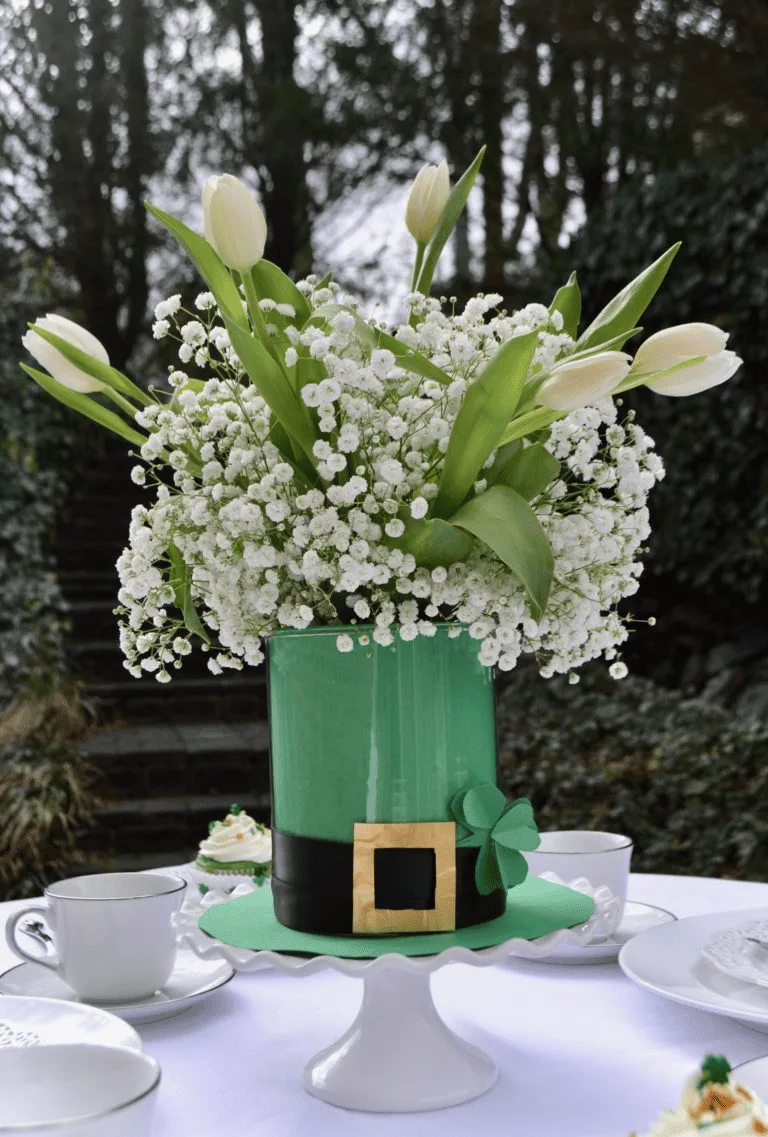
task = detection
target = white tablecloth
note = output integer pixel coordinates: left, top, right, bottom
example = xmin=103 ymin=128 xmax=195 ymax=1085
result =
xmin=3 ymin=874 xmax=768 ymax=1136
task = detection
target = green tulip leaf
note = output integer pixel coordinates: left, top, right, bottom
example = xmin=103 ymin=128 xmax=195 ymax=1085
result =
xmin=462 ymin=783 xmax=506 ymax=830
xmin=497 ymin=407 xmax=560 ymax=448
xmin=416 ymin=146 xmax=486 ymax=296
xmin=577 ymin=244 xmax=681 ymax=351
xmin=449 ymin=484 xmax=554 ymax=620
xmin=222 ymin=316 xmax=317 ymax=465
xmin=20 ymin=364 xmax=147 ymax=446
xmin=25 ymin=326 xmax=151 ymax=406
xmin=488 ymin=442 xmax=560 ymax=500
xmin=168 ymin=541 xmax=211 ymax=645
xmin=565 ymin=327 xmax=643 ymax=364
xmin=250 ymin=261 xmax=311 ymax=327
xmin=145 ymin=202 xmax=246 ymax=329
xmin=294 ymin=354 xmax=326 ymax=392
xmin=549 ymin=271 xmax=581 ymax=338
xmin=395 ymin=516 xmax=474 ymax=569
xmin=435 ymin=330 xmax=539 ymax=517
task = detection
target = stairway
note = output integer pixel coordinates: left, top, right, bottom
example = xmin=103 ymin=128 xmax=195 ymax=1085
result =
xmin=57 ymin=440 xmax=270 ymax=873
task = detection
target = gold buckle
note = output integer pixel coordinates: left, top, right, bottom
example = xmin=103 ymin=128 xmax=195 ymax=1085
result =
xmin=352 ymin=821 xmax=456 ymax=934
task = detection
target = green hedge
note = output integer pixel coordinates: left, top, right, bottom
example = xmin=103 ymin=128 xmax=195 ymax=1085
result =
xmin=496 ymin=665 xmax=768 ymax=880
xmin=532 ymin=144 xmax=768 ymax=614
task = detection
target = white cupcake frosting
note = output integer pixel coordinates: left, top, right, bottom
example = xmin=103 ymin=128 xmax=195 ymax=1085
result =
xmin=198 ymin=809 xmax=271 ymax=865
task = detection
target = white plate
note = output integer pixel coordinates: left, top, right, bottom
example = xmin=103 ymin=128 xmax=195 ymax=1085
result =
xmin=733 ymin=1054 xmax=768 ymax=1096
xmin=0 ymin=994 xmax=142 ymax=1050
xmin=701 ymin=919 xmax=768 ymax=987
xmin=510 ymin=901 xmax=676 ymax=964
xmin=619 ymin=906 xmax=768 ymax=1034
xmin=0 ymin=946 xmax=235 ymax=1025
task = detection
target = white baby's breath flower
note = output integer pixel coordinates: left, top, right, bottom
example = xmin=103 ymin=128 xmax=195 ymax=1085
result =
xmin=336 ymin=633 xmax=354 ymax=653
xmin=115 ymin=277 xmax=663 ymax=680
xmin=154 ymin=294 xmax=181 ymax=320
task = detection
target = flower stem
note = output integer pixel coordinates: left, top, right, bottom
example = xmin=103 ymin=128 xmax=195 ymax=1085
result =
xmin=103 ymin=387 xmax=139 ymax=420
xmin=241 ymin=269 xmax=284 ymax=370
xmin=408 ymin=242 xmax=426 ymax=327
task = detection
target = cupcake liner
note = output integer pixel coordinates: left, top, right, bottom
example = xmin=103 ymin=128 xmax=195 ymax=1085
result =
xmin=185 ymin=861 xmax=271 ymax=896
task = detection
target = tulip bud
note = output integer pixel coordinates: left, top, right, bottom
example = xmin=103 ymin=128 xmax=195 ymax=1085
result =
xmin=634 ymin=322 xmax=742 ymax=397
xmin=202 ymin=174 xmax=267 ymax=273
xmin=645 ymin=350 xmax=741 ymax=397
xmin=22 ymin=314 xmax=108 ymax=393
xmin=537 ymin=351 xmax=632 ymax=412
xmin=405 ymin=161 xmax=450 ymax=244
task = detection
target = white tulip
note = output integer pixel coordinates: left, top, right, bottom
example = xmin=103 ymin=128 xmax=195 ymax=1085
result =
xmin=635 ymin=322 xmax=742 ymax=397
xmin=537 ymin=351 xmax=632 ymax=412
xmin=633 ymin=322 xmax=728 ymax=371
xmin=22 ymin=314 xmax=108 ymax=393
xmin=202 ymin=174 xmax=267 ymax=272
xmin=645 ymin=350 xmax=741 ymax=397
xmin=405 ymin=160 xmax=450 ymax=244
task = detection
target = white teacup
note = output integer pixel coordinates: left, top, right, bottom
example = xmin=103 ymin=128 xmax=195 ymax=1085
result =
xmin=0 ymin=1043 xmax=160 ymax=1136
xmin=524 ymin=830 xmax=633 ymax=935
xmin=5 ymin=872 xmax=185 ymax=1003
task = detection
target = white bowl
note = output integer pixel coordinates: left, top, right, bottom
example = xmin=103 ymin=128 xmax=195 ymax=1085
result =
xmin=0 ymin=1043 xmax=160 ymax=1135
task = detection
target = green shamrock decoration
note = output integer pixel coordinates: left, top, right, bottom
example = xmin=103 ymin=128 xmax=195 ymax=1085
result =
xmin=698 ymin=1056 xmax=732 ymax=1088
xmin=450 ymin=783 xmax=541 ymax=896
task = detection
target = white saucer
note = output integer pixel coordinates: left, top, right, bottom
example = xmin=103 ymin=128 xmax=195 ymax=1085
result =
xmin=510 ymin=901 xmax=677 ymax=964
xmin=0 ymin=995 xmax=142 ymax=1050
xmin=0 ymin=946 xmax=234 ymax=1024
xmin=733 ymin=1054 xmax=768 ymax=1096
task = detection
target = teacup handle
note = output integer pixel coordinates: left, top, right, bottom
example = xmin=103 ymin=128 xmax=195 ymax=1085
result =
xmin=5 ymin=903 xmax=60 ymax=971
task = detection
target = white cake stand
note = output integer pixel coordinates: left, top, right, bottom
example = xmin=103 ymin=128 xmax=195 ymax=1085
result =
xmin=176 ymin=875 xmax=615 ymax=1113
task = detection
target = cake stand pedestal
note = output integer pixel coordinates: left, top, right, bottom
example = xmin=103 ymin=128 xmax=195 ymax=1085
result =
xmin=176 ymin=874 xmax=614 ymax=1113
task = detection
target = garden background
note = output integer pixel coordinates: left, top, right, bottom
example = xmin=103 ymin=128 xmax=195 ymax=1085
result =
xmin=1 ymin=0 xmax=767 ymax=898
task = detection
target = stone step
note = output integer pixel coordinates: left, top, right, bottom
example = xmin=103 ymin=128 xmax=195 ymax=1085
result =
xmin=60 ymin=514 xmax=133 ymax=545
xmin=80 ymin=721 xmax=270 ymax=799
xmin=83 ymin=674 xmax=267 ymax=725
xmin=58 ymin=570 xmax=120 ymax=602
xmin=78 ymin=792 xmax=272 ymax=859
xmin=71 ymin=640 xmax=215 ymax=683
xmin=68 ymin=599 xmax=122 ymax=643
xmin=57 ymin=539 xmax=123 ymax=573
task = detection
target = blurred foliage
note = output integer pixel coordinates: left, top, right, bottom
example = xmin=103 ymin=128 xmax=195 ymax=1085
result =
xmin=535 ymin=145 xmax=768 ymax=617
xmin=497 ymin=665 xmax=768 ymax=880
xmin=0 ymin=263 xmax=96 ymax=898
xmin=0 ymin=682 xmax=94 ymax=900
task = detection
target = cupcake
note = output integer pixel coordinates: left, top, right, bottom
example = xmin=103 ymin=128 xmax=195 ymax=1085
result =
xmin=190 ymin=804 xmax=271 ymax=894
xmin=631 ymin=1057 xmax=768 ymax=1136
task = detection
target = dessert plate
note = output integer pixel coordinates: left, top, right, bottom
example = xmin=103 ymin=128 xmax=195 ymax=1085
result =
xmin=0 ymin=946 xmax=234 ymax=1025
xmin=619 ymin=906 xmax=768 ymax=1034
xmin=0 ymin=994 xmax=142 ymax=1050
xmin=733 ymin=1055 xmax=768 ymax=1097
xmin=701 ymin=919 xmax=768 ymax=987
xmin=512 ymin=901 xmax=676 ymax=964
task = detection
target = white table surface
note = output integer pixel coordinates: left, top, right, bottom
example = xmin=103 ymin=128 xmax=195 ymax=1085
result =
xmin=3 ymin=873 xmax=768 ymax=1136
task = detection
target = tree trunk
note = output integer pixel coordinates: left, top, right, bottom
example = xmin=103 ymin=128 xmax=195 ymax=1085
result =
xmin=472 ymin=0 xmax=505 ymax=290
xmin=121 ymin=0 xmax=151 ymax=363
